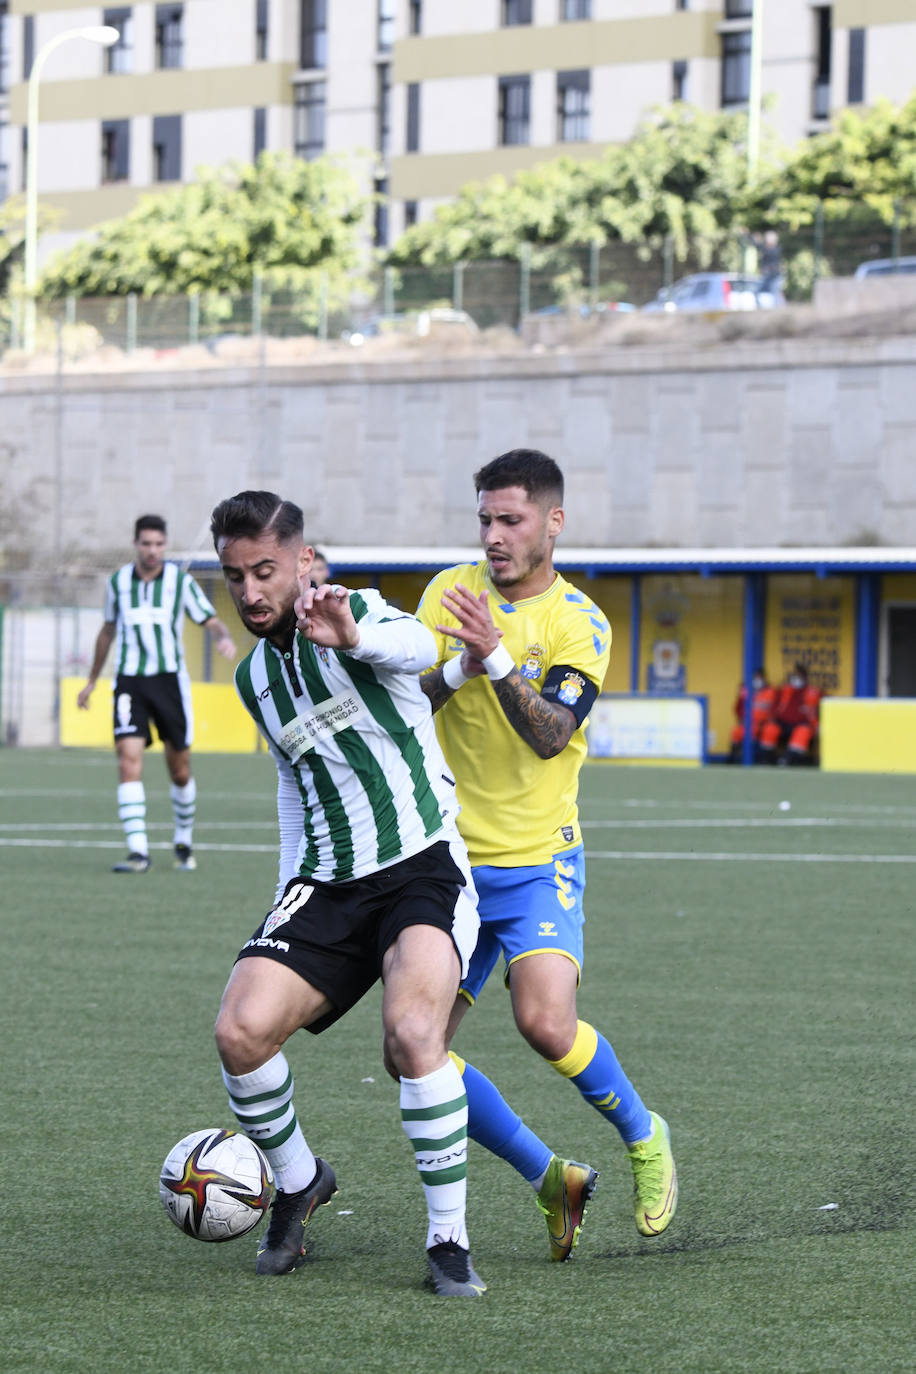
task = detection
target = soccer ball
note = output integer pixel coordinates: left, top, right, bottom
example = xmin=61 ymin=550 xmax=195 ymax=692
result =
xmin=159 ymin=1128 xmax=274 ymax=1242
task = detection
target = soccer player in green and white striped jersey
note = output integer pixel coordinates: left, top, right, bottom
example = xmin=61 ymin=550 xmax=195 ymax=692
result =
xmin=77 ymin=514 xmax=237 ymax=873
xmin=209 ymin=490 xmax=485 ymax=1297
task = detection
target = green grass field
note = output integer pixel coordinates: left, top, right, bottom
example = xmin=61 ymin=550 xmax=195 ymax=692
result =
xmin=2 ymin=749 xmax=913 ymax=1373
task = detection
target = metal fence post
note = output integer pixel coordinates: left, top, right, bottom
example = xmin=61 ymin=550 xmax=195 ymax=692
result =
xmin=519 ymin=243 xmax=531 ymax=320
xmin=589 ymin=240 xmax=599 ymax=310
xmin=10 ymin=296 xmax=21 ymax=350
xmin=126 ymin=292 xmax=137 ymax=352
xmin=892 ymin=199 xmax=901 ymax=263
xmin=452 ymin=261 xmax=465 ymax=312
xmin=252 ymin=272 xmax=263 ymax=336
xmin=65 ymin=294 xmax=76 ymax=328
xmin=383 ymin=265 xmax=395 ymax=316
xmin=813 ymin=201 xmax=824 ymax=285
xmin=663 ymin=233 xmax=674 ymax=292
xmin=318 ymin=269 xmax=328 ymax=340
xmin=188 ymin=293 xmax=199 ymax=345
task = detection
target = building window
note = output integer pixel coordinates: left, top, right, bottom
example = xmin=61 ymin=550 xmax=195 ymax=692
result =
xmin=847 ymin=27 xmax=865 ymax=105
xmin=0 ymin=1 xmax=10 ymax=95
xmin=409 ymin=0 xmax=422 ymax=35
xmin=294 ymin=79 xmax=326 ymax=159
xmin=152 ymin=113 xmax=181 ymax=181
xmin=256 ymin=0 xmax=268 ymax=60
xmin=378 ymin=0 xmax=394 ymax=52
xmin=155 ymin=5 xmax=183 ymax=69
xmin=103 ymin=9 xmax=133 ymax=75
xmin=300 ymin=0 xmax=327 ymax=69
xmin=374 ymin=175 xmax=389 ymax=248
xmin=406 ymin=82 xmax=420 ymax=153
xmin=499 ymin=75 xmax=530 ymax=145
xmin=561 ymin=0 xmax=590 ymax=18
xmin=377 ymin=62 xmax=391 ymax=155
xmin=22 ymin=13 xmax=33 ymax=80
xmin=101 ymin=119 xmax=130 ymax=181
xmin=721 ymin=29 xmax=751 ymax=106
xmin=672 ymin=59 xmax=688 ymax=101
xmin=724 ymin=0 xmax=753 ymax=15
xmin=675 ymin=0 xmax=689 ymax=9
xmin=557 ymin=69 xmax=590 ymax=142
xmin=404 ymin=199 xmax=418 ymax=228
xmin=502 ymin=0 xmax=532 ymax=25
xmin=253 ymin=106 xmax=266 ymax=158
xmin=812 ymin=6 xmax=830 ymax=119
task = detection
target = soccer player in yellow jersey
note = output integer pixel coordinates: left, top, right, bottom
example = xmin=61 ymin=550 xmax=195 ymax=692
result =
xmin=418 ymin=449 xmax=677 ymax=1253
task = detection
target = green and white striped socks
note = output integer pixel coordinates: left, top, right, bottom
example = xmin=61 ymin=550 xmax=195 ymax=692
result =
xmin=117 ymin=781 xmax=148 ymax=856
xmin=401 ymin=1058 xmax=469 ymax=1250
xmin=170 ymin=778 xmax=196 ymax=848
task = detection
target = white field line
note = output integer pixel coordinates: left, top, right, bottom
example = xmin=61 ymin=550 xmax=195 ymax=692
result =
xmin=0 ymin=821 xmax=278 ymax=831
xmin=1 ymin=836 xmax=914 ymax=864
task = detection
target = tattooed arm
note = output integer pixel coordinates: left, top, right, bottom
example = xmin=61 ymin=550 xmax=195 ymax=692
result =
xmin=491 ymin=670 xmax=577 ymax=760
xmin=420 ymin=666 xmax=455 ymax=714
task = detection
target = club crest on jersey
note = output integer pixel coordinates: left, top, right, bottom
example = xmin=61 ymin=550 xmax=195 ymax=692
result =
xmin=520 ymin=643 xmax=545 ymax=680
xmin=558 ymin=671 xmax=585 ymax=706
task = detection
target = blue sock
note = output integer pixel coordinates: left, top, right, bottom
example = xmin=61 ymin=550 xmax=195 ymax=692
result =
xmin=457 ymin=1056 xmax=552 ymax=1185
xmin=550 ymin=1021 xmax=652 ymax=1146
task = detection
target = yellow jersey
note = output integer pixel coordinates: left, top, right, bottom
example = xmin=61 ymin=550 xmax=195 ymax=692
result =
xmin=417 ymin=562 xmax=611 ymax=867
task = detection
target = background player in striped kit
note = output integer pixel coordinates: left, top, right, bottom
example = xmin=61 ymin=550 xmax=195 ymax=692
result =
xmin=77 ymin=514 xmax=236 ymax=873
xmin=209 ymin=490 xmax=485 ymax=1297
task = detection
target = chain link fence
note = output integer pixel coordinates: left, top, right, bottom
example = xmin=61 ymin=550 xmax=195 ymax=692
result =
xmin=3 ymin=206 xmax=916 ymax=353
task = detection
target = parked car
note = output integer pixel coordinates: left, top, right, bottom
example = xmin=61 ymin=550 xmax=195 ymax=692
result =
xmin=642 ymin=272 xmax=778 ymax=313
xmin=342 ymin=307 xmax=477 ymax=345
xmin=853 ymin=256 xmax=916 ymax=278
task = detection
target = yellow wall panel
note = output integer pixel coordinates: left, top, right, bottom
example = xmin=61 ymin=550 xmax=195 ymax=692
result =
xmin=821 ymin=698 xmax=916 ymax=773
xmin=60 ymin=678 xmax=258 ymax=753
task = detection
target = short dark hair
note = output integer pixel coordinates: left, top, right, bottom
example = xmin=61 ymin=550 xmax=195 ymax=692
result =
xmin=210 ymin=491 xmax=304 ymax=549
xmin=134 ymin=514 xmax=166 ymax=540
xmin=474 ymin=449 xmax=564 ymax=505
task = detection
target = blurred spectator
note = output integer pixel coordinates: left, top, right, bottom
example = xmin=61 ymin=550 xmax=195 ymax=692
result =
xmin=757 ymin=230 xmax=784 ymax=303
xmin=311 ymin=549 xmax=331 ymax=585
xmin=729 ymin=667 xmax=776 ymax=762
xmin=758 ymin=663 xmax=823 ymax=765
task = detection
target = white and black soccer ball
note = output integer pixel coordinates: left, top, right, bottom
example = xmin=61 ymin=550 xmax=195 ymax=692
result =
xmin=159 ymin=1128 xmax=274 ymax=1242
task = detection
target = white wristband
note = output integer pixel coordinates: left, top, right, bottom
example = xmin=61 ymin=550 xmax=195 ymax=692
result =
xmin=442 ymin=655 xmax=471 ymax=691
xmin=482 ymin=643 xmax=515 ymax=680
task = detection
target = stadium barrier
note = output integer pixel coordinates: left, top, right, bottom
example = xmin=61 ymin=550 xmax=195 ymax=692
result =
xmin=59 ymin=678 xmax=259 ymax=753
xmin=820 ymin=698 xmax=916 ymax=773
xmin=587 ymin=694 xmax=707 ymax=765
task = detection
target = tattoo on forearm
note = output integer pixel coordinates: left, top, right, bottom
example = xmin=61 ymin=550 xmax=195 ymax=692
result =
xmin=492 ymin=670 xmax=574 ymax=758
xmin=420 ymin=667 xmax=454 ymax=714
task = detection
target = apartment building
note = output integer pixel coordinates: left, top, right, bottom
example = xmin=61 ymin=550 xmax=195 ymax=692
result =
xmin=0 ymin=1 xmax=913 ymax=264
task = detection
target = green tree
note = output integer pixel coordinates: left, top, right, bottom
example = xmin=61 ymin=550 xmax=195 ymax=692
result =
xmin=39 ymin=152 xmax=368 ymax=317
xmin=388 ymin=105 xmax=769 ymax=272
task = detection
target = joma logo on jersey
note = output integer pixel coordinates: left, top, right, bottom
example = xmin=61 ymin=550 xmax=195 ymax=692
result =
xmin=538 ymin=921 xmax=558 ymax=938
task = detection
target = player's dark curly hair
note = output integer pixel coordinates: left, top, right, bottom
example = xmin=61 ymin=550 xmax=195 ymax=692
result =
xmin=474 ymin=449 xmax=564 ymax=506
xmin=210 ymin=491 xmax=304 ymax=548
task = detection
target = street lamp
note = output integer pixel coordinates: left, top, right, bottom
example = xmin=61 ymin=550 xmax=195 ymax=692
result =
xmin=23 ymin=23 xmax=119 ymax=351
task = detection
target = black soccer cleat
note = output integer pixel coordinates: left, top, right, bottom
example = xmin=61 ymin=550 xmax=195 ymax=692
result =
xmin=112 ymin=852 xmax=151 ymax=874
xmin=255 ymin=1158 xmax=338 ymax=1276
xmin=426 ymin=1241 xmax=487 ymax=1297
xmin=173 ymin=843 xmax=197 ymax=871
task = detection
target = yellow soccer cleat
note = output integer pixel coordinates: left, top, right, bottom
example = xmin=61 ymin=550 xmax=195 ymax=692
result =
xmin=536 ymin=1156 xmax=599 ymax=1262
xmin=626 ymin=1111 xmax=678 ymax=1237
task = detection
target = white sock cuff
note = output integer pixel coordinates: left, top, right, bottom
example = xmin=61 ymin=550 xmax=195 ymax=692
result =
xmin=400 ymin=1058 xmax=465 ymax=1107
xmin=221 ymin=1050 xmax=291 ymax=1098
xmin=170 ymin=778 xmax=197 ymax=803
xmin=117 ymin=781 xmax=145 ymax=804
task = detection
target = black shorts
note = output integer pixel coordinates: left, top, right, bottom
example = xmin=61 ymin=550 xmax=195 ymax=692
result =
xmin=235 ymin=839 xmax=480 ymax=1034
xmin=113 ymin=673 xmax=191 ymax=750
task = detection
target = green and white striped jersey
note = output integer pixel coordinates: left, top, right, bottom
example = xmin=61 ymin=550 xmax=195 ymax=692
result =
xmin=104 ymin=561 xmax=216 ymax=677
xmin=234 ymin=588 xmax=461 ymax=887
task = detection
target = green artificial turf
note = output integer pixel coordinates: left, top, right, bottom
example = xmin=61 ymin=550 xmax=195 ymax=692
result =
xmin=1 ymin=750 xmax=913 ymax=1373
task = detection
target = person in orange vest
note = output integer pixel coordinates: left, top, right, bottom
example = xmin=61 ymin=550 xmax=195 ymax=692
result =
xmin=729 ymin=668 xmax=776 ymax=762
xmin=758 ymin=663 xmax=822 ymax=764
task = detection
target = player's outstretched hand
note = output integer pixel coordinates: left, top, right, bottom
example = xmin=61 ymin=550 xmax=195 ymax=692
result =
xmin=76 ymin=682 xmax=94 ymax=710
xmin=295 ymin=582 xmax=359 ymax=649
xmin=215 ymin=635 xmax=237 ymax=661
xmin=437 ymin=585 xmax=502 ymax=666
